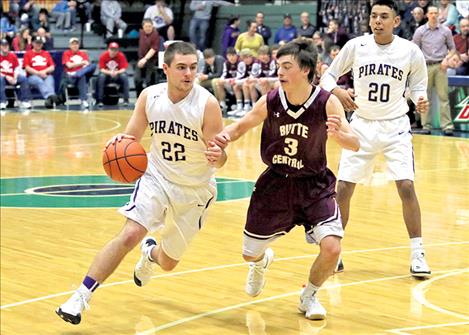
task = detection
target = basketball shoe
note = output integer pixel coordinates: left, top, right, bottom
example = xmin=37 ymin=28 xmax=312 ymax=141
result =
xmin=134 ymin=237 xmax=158 ymax=286
xmin=334 ymin=258 xmax=344 ymax=273
xmin=298 ymin=289 xmax=326 ymax=320
xmin=410 ymin=250 xmax=431 ymax=278
xmin=245 ymin=248 xmax=274 ymax=297
xmin=56 ymin=289 xmax=90 ymax=325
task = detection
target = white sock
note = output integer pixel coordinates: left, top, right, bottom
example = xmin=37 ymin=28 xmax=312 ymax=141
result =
xmin=77 ymin=284 xmax=92 ymax=300
xmin=410 ymin=237 xmax=424 ymax=257
xmin=303 ymin=281 xmax=320 ymax=297
xmin=146 ymin=244 xmax=156 ymax=262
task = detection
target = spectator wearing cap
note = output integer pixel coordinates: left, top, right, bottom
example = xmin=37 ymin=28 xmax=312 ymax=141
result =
xmin=0 ymin=38 xmax=32 ymax=110
xmin=220 ymin=16 xmax=240 ymax=58
xmin=298 ymin=11 xmax=316 ymax=39
xmin=23 ymin=36 xmax=57 ymax=108
xmin=234 ymin=20 xmax=264 ymax=57
xmin=255 ymin=12 xmax=271 ymax=45
xmin=100 ymin=0 xmax=128 ymax=39
xmin=274 ymin=14 xmax=297 ymax=45
xmin=61 ymin=37 xmax=97 ymax=109
xmin=96 ymin=42 xmax=129 ymax=107
xmin=143 ymin=0 xmax=175 ymax=41
xmin=135 ymin=18 xmax=160 ymax=98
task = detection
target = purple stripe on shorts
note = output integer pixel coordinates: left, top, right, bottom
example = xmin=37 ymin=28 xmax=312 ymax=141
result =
xmin=125 ymin=205 xmax=136 ymax=212
xmin=133 ymin=179 xmax=141 ymax=202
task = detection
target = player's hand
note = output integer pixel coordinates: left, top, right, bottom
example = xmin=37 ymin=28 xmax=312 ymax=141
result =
xmin=333 ymin=87 xmax=358 ymax=112
xmin=104 ymin=133 xmax=135 ymax=149
xmin=213 ymin=131 xmax=231 ymax=150
xmin=205 ymin=141 xmax=224 ymax=166
xmin=415 ymin=96 xmax=429 ymax=114
xmin=326 ymin=115 xmax=342 ymax=138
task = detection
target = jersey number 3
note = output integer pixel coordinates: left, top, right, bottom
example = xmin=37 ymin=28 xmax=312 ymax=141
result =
xmin=368 ymin=83 xmax=390 ymax=102
xmin=284 ymin=138 xmax=298 ymax=156
xmin=161 ymin=142 xmax=186 ymax=161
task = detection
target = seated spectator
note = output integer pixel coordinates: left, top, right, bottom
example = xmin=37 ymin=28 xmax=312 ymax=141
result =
xmin=35 ymin=28 xmax=53 ymax=50
xmin=274 ymin=14 xmax=297 ymax=45
xmin=31 ymin=8 xmax=51 ymax=37
xmin=61 ymin=37 xmax=96 ymax=109
xmin=243 ymin=45 xmax=277 ymax=105
xmin=23 ymin=36 xmax=57 ymax=108
xmin=0 ymin=10 xmax=18 ymax=40
xmin=197 ymin=48 xmax=224 ymax=93
xmin=95 ymin=42 xmax=129 ymax=107
xmin=0 ymin=38 xmax=32 ymax=110
xmin=144 ymin=0 xmax=175 ymax=41
xmin=326 ymin=19 xmax=348 ymax=48
xmin=298 ymin=11 xmax=316 ymax=39
xmin=399 ymin=0 xmax=418 ymax=25
xmin=135 ymin=18 xmax=160 ymax=98
xmin=408 ymin=6 xmax=427 ymax=38
xmin=416 ymin=0 xmax=431 ymax=13
xmin=255 ymin=11 xmax=271 ymax=45
xmin=453 ymin=17 xmax=468 ymax=75
xmin=18 ymin=0 xmax=39 ymax=29
xmin=234 ymin=20 xmax=264 ymax=57
xmin=101 ymin=0 xmax=127 ymax=39
xmin=12 ymin=28 xmax=32 ymax=52
xmin=221 ymin=16 xmax=240 ymax=58
xmin=322 ymin=44 xmax=341 ymax=66
xmin=229 ymin=48 xmax=256 ymax=117
xmin=51 ymin=0 xmax=77 ymax=32
xmin=215 ymin=47 xmax=239 ymax=113
xmin=443 ymin=50 xmax=464 ymax=75
xmin=438 ymin=0 xmax=460 ymax=32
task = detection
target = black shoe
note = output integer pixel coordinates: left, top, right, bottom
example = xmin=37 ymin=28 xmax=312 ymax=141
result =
xmin=123 ymin=100 xmax=129 ymax=107
xmin=56 ymin=307 xmax=81 ymax=325
xmin=443 ymin=129 xmax=454 ymax=136
xmin=335 ymin=259 xmax=344 ymax=273
xmin=45 ymin=96 xmax=54 ymax=109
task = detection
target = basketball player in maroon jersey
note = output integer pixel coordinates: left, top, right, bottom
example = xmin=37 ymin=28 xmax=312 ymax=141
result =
xmin=214 ymin=39 xmax=359 ymax=320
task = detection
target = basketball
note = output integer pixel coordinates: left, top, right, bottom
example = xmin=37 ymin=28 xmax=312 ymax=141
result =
xmin=102 ymin=138 xmax=148 ymax=183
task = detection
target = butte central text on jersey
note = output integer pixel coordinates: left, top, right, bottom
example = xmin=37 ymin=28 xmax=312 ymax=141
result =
xmin=261 ymin=86 xmax=333 ymax=177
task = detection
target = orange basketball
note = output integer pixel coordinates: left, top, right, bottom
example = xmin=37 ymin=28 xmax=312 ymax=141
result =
xmin=102 ymin=138 xmax=148 ymax=183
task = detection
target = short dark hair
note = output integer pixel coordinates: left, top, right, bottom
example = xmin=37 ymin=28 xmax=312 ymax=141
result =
xmin=276 ymin=39 xmax=318 ymax=82
xmin=203 ymin=48 xmax=215 ymax=59
xmin=164 ymin=42 xmax=198 ymax=66
xmin=226 ymin=47 xmax=237 ymax=56
xmin=142 ymin=18 xmax=153 ymax=26
xmin=371 ymin=0 xmax=399 ymax=14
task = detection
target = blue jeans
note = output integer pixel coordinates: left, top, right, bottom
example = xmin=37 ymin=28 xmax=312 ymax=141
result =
xmin=27 ymin=75 xmax=55 ymax=99
xmin=189 ymin=18 xmax=210 ymax=50
xmin=64 ymin=64 xmax=96 ymax=101
xmin=0 ymin=74 xmax=31 ymax=102
xmin=96 ymin=72 xmax=129 ymax=102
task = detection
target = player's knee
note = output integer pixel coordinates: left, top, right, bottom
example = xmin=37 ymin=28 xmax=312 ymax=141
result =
xmin=120 ymin=231 xmax=143 ymax=250
xmin=320 ymin=236 xmax=341 ymax=260
xmin=337 ymin=180 xmax=354 ymax=198
xmin=396 ymin=180 xmax=415 ymax=200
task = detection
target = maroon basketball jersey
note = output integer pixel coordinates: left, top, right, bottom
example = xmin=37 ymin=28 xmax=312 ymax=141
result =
xmin=261 ymin=86 xmax=331 ymax=177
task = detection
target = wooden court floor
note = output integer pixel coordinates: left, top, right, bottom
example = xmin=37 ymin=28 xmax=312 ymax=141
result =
xmin=1 ymin=109 xmax=468 ymax=335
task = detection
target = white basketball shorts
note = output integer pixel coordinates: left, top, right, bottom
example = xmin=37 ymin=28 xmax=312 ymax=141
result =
xmin=338 ymin=114 xmax=415 ymax=185
xmin=118 ymin=171 xmax=216 ymax=261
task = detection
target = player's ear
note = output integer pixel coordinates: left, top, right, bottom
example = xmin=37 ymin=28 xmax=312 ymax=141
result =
xmin=393 ymin=14 xmax=401 ymax=29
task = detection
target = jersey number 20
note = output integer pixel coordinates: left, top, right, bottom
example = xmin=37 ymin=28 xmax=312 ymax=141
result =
xmin=368 ymin=83 xmax=390 ymax=102
xmin=161 ymin=142 xmax=186 ymax=161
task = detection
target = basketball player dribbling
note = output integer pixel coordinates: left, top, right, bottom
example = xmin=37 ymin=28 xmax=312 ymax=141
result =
xmin=320 ymin=0 xmax=431 ymax=277
xmin=56 ymin=42 xmax=227 ymax=325
xmin=214 ymin=39 xmax=360 ymax=320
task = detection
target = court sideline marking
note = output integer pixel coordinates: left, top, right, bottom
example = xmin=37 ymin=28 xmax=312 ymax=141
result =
xmin=1 ymin=241 xmax=468 ymax=310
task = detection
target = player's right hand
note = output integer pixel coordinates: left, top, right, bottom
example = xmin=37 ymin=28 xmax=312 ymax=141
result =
xmin=333 ymin=87 xmax=358 ymax=112
xmin=213 ymin=131 xmax=231 ymax=150
xmin=104 ymin=133 xmax=135 ymax=149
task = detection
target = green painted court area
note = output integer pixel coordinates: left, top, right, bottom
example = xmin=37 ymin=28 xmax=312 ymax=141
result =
xmin=0 ymin=175 xmax=255 ymax=208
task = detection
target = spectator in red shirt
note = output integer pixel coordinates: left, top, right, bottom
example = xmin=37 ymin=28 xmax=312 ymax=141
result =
xmin=454 ymin=17 xmax=469 ymax=75
xmin=96 ymin=42 xmax=129 ymax=107
xmin=61 ymin=37 xmax=96 ymax=109
xmin=23 ymin=36 xmax=57 ymax=108
xmin=135 ymin=18 xmax=160 ymax=98
xmin=0 ymin=38 xmax=32 ymax=110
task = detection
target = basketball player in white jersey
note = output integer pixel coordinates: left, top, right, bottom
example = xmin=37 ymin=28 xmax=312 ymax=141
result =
xmin=320 ymin=0 xmax=431 ymax=278
xmin=56 ymin=42 xmax=226 ymax=325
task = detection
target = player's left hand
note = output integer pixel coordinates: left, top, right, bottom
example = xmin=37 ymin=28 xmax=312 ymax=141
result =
xmin=326 ymin=115 xmax=342 ymax=137
xmin=415 ymin=96 xmax=429 ymax=114
xmin=205 ymin=141 xmax=224 ymax=166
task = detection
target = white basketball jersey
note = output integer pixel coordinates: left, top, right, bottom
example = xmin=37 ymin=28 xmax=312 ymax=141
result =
xmin=321 ymin=34 xmax=428 ymax=120
xmin=145 ymin=83 xmax=214 ymax=186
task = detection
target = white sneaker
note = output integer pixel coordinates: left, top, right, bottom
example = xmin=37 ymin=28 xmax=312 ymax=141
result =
xmin=81 ymin=100 xmax=89 ymax=109
xmin=0 ymin=102 xmax=6 ymax=109
xmin=245 ymin=248 xmax=274 ymax=297
xmin=410 ymin=251 xmax=431 ymax=278
xmin=134 ymin=237 xmax=157 ymax=287
xmin=235 ymin=109 xmax=246 ymax=117
xmin=19 ymin=101 xmax=32 ymax=109
xmin=56 ymin=290 xmax=90 ymax=325
xmin=298 ymin=291 xmax=326 ymax=320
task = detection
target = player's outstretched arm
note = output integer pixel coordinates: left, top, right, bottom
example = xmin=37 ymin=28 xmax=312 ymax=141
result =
xmin=213 ymin=95 xmax=268 ymax=150
xmin=326 ymin=94 xmax=360 ymax=152
xmin=105 ymin=88 xmax=149 ymax=148
xmin=203 ymin=95 xmax=227 ymax=168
